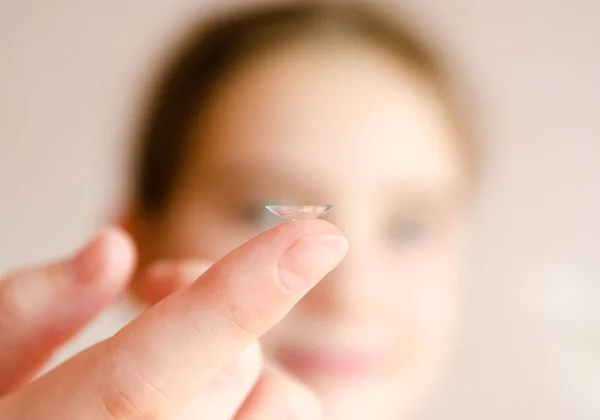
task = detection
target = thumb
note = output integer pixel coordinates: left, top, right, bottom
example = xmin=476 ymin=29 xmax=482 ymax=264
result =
xmin=177 ymin=341 xmax=263 ymax=419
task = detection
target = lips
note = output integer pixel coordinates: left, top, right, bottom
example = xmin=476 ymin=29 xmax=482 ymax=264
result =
xmin=275 ymin=347 xmax=378 ymax=379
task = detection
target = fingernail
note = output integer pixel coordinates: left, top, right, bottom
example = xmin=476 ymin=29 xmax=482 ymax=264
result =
xmin=278 ymin=234 xmax=348 ymax=291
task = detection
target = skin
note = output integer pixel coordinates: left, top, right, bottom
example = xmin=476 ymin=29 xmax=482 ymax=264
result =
xmin=0 ymin=39 xmax=469 ymax=419
xmin=0 ymin=223 xmax=345 ymax=419
xmin=134 ymin=40 xmax=470 ymax=419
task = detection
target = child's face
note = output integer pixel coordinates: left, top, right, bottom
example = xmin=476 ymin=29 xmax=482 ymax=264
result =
xmin=139 ymin=42 xmax=469 ymax=419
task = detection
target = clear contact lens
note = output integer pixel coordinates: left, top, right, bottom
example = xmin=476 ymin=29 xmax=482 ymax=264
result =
xmin=265 ymin=205 xmax=333 ymax=221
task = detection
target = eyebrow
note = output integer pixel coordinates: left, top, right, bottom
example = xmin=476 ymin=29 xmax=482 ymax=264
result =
xmin=197 ymin=161 xmax=467 ymax=206
xmin=197 ymin=162 xmax=315 ymax=197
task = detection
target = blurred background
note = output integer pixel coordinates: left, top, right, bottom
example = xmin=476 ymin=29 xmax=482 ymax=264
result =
xmin=0 ymin=0 xmax=598 ymax=419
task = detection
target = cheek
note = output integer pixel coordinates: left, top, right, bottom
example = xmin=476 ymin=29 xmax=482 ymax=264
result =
xmin=376 ymin=246 xmax=461 ymax=313
xmin=374 ymin=246 xmax=462 ymax=372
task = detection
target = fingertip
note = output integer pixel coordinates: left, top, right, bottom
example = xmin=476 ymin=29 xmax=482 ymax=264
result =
xmin=278 ymin=233 xmax=348 ymax=291
xmin=97 ymin=227 xmax=137 ymax=284
xmin=71 ymin=226 xmax=137 ymax=287
xmin=231 ymin=219 xmax=347 ymax=292
xmin=272 ymin=218 xmax=345 ymax=238
xmin=238 ymin=219 xmax=346 ymax=265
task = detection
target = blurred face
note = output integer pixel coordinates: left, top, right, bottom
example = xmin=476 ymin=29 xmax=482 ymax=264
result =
xmin=137 ymin=40 xmax=469 ymax=419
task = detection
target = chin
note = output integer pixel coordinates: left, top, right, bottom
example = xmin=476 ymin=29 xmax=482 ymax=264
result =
xmin=311 ymin=378 xmax=408 ymax=420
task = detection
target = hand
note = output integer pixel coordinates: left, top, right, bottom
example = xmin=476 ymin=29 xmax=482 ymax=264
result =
xmin=0 ymin=220 xmax=348 ymax=419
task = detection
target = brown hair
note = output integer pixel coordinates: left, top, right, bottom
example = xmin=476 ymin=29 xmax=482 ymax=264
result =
xmin=134 ymin=1 xmax=474 ymax=215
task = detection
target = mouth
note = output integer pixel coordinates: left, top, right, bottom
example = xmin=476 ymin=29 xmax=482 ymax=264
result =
xmin=275 ymin=347 xmax=379 ymax=379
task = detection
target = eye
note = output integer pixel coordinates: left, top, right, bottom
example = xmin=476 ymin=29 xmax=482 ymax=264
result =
xmin=236 ymin=202 xmax=283 ymax=230
xmin=384 ymin=216 xmax=428 ymax=246
xmin=237 ymin=203 xmax=265 ymax=223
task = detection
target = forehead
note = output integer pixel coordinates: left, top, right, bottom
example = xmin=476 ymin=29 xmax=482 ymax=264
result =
xmin=191 ymin=41 xmax=465 ymax=194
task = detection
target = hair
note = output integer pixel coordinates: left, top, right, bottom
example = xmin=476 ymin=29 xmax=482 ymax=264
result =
xmin=134 ymin=1 xmax=475 ymax=215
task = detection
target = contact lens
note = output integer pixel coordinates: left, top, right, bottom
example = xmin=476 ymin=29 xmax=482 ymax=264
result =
xmin=265 ymin=205 xmax=333 ymax=221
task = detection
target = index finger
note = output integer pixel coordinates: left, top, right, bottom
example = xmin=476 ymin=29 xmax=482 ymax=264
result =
xmin=10 ymin=219 xmax=347 ymax=419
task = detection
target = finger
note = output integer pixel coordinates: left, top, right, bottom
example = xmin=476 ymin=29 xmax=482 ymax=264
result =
xmin=176 ymin=341 xmax=263 ymax=420
xmin=7 ymin=219 xmax=347 ymax=419
xmin=234 ymin=364 xmax=323 ymax=420
xmin=137 ymin=260 xmax=212 ymax=305
xmin=0 ymin=227 xmax=136 ymax=394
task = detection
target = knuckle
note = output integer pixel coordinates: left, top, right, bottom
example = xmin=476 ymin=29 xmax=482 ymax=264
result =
xmin=99 ymin=379 xmax=143 ymax=420
xmin=98 ymin=339 xmax=171 ymax=419
xmin=223 ymin=294 xmax=266 ymax=338
xmin=98 ymin=342 xmax=144 ymax=419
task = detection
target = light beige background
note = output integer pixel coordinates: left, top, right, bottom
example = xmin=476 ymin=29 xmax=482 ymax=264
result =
xmin=0 ymin=1 xmax=598 ymax=419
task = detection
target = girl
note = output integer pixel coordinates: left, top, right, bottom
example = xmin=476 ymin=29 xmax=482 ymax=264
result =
xmin=0 ymin=3 xmax=476 ymax=419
